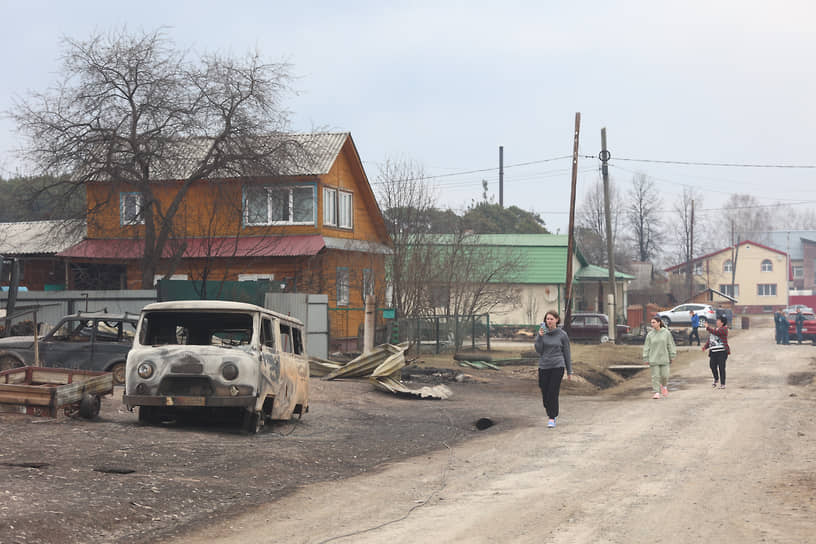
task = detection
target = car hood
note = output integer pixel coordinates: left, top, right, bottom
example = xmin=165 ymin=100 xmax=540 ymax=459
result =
xmin=0 ymin=335 xmax=41 ymax=347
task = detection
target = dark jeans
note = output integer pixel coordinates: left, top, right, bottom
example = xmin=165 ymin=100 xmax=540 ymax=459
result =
xmin=709 ymin=351 xmax=728 ymax=385
xmin=689 ymin=327 xmax=700 ymax=346
xmin=538 ymin=367 xmax=565 ymax=419
xmin=796 ymin=326 xmax=803 ymax=343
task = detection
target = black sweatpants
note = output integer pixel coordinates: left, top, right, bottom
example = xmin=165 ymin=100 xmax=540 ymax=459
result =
xmin=538 ymin=367 xmax=565 ymax=419
xmin=709 ymin=350 xmax=728 ymax=385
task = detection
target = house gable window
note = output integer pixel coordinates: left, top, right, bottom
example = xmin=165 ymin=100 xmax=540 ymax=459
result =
xmin=336 ymin=267 xmax=349 ymax=306
xmin=244 ymin=184 xmax=315 ymax=226
xmin=323 ymin=186 xmax=353 ymax=229
xmin=693 ymin=262 xmax=703 ymax=275
xmin=323 ymin=187 xmax=337 ymax=226
xmin=761 ymin=259 xmax=773 ymax=272
xmin=757 ymin=283 xmax=777 ymax=296
xmin=338 ymin=190 xmax=353 ymax=228
xmin=120 ymin=192 xmax=144 ymax=225
xmin=722 ymin=260 xmax=733 ymax=273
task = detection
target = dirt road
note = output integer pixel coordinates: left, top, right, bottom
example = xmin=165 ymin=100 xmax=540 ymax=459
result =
xmin=175 ymin=327 xmax=816 ymax=543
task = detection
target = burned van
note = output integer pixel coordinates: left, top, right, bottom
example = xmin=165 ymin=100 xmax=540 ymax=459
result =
xmin=123 ymin=300 xmax=309 ymax=433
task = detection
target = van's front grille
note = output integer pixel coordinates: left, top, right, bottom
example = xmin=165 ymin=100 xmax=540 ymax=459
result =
xmin=157 ymin=377 xmax=214 ymax=396
xmin=170 ymin=361 xmax=204 ymax=374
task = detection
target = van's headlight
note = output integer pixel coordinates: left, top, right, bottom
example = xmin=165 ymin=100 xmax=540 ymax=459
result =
xmin=221 ymin=362 xmax=239 ymax=381
xmin=137 ymin=361 xmax=155 ymax=379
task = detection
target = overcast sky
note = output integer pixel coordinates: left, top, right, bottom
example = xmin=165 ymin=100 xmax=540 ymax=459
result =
xmin=1 ymin=0 xmax=814 ymax=234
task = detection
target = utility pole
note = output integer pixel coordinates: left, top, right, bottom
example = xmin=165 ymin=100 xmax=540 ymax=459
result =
xmin=564 ymin=113 xmax=580 ymax=331
xmin=689 ymin=199 xmax=694 ymax=300
xmin=600 ymin=128 xmax=616 ymax=342
xmin=499 ymin=146 xmax=504 ymax=208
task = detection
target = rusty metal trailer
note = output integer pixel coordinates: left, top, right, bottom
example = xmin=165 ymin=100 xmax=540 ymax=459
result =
xmin=0 ymin=366 xmax=114 ymax=419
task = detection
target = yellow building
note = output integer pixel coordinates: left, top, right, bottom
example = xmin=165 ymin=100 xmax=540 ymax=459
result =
xmin=665 ymin=240 xmax=788 ymax=313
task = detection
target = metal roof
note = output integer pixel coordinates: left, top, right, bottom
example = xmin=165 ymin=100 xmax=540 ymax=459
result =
xmin=0 ymin=220 xmax=86 ymax=255
xmin=99 ymin=132 xmax=351 ymax=182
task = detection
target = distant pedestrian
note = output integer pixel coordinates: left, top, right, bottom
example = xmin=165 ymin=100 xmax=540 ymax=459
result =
xmin=773 ymin=309 xmax=785 ymax=344
xmin=534 ymin=310 xmax=573 ymax=428
xmin=642 ymin=316 xmax=676 ymax=399
xmin=780 ymin=311 xmax=791 ymax=344
xmin=703 ymin=316 xmax=730 ymax=389
xmin=688 ymin=310 xmax=700 ymax=346
xmin=794 ymin=309 xmax=806 ymax=344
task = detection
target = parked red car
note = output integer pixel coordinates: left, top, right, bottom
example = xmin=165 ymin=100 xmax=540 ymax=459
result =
xmin=568 ymin=313 xmax=630 ymax=343
xmin=787 ymin=312 xmax=816 ymax=342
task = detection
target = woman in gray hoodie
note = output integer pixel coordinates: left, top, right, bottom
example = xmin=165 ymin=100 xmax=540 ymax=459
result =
xmin=534 ymin=310 xmax=573 ymax=428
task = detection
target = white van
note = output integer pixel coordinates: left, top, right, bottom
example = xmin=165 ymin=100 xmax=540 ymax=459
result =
xmin=123 ymin=300 xmax=309 ymax=433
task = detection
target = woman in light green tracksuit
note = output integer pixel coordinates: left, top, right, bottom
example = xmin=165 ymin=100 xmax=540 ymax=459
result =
xmin=642 ymin=316 xmax=677 ymax=399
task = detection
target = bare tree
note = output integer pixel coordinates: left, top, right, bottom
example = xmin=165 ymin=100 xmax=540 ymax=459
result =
xmin=626 ymin=173 xmax=664 ymax=262
xmin=716 ymin=194 xmax=772 ymax=247
xmin=429 ymin=230 xmax=522 ymax=349
xmin=576 ymin=176 xmax=626 ymax=266
xmin=375 ymin=157 xmax=438 ymax=318
xmin=671 ymin=187 xmax=704 ymax=266
xmin=10 ymin=28 xmax=298 ymax=288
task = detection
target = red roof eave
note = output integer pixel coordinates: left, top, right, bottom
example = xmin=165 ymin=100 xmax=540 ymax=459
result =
xmin=57 ymin=235 xmax=327 ymax=259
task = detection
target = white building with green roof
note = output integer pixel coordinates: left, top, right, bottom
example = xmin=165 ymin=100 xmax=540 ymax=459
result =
xmin=410 ymin=234 xmax=633 ymax=325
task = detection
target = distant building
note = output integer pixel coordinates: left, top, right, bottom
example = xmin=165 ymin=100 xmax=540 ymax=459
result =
xmin=665 ymin=240 xmax=788 ymax=314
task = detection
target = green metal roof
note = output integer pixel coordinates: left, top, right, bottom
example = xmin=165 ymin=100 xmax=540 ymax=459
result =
xmin=575 ymin=263 xmax=635 ymax=281
xmin=415 ymin=234 xmax=590 ymax=284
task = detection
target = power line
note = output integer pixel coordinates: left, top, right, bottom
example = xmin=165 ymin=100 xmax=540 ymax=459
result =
xmin=611 ymin=157 xmax=816 ymax=169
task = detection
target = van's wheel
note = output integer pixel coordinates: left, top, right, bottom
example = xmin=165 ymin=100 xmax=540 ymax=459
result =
xmin=699 ymin=317 xmax=707 ymax=327
xmin=79 ymin=394 xmax=101 ymax=419
xmin=242 ymin=410 xmax=263 ymax=434
xmin=0 ymin=355 xmax=23 ymax=371
xmin=109 ymin=362 xmax=125 ymax=386
xmin=599 ymin=334 xmax=610 ymax=344
xmin=661 ymin=317 xmax=671 ymax=328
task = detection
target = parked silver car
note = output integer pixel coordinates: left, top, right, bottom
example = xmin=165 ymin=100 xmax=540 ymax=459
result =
xmin=656 ymin=304 xmax=716 ymax=328
xmin=0 ymin=311 xmax=138 ymax=384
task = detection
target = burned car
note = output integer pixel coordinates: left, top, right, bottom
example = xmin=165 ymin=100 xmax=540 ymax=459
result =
xmin=123 ymin=300 xmax=310 ymax=433
xmin=0 ymin=311 xmax=138 ymax=384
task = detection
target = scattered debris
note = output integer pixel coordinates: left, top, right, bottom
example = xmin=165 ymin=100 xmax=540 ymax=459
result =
xmin=314 ymin=343 xmax=451 ymax=399
xmin=457 ymin=360 xmax=500 ymax=370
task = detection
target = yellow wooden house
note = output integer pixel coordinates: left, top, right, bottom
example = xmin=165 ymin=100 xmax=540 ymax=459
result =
xmin=59 ymin=132 xmax=392 ymax=340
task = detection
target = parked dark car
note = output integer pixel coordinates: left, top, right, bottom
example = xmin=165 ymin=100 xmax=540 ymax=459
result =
xmin=0 ymin=311 xmax=138 ymax=384
xmin=786 ymin=311 xmax=816 ymax=342
xmin=568 ymin=312 xmax=630 ymax=343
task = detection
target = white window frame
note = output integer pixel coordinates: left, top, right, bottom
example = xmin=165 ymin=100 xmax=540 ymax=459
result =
xmin=336 ymin=267 xmax=349 ymax=306
xmin=722 ymin=260 xmax=733 ymax=273
xmin=323 ymin=187 xmax=337 ymax=226
xmin=338 ymin=190 xmax=353 ymax=229
xmin=243 ymin=185 xmax=315 ymax=226
xmin=757 ymin=283 xmax=777 ymax=296
xmin=120 ymin=192 xmax=144 ymax=225
xmin=719 ymin=284 xmax=739 ymax=298
xmin=793 ymin=265 xmax=804 ymax=279
xmin=761 ymin=259 xmax=773 ymax=272
xmin=693 ymin=262 xmax=703 ymax=275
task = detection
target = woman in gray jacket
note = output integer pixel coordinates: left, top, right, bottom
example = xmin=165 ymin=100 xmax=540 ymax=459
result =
xmin=534 ymin=310 xmax=573 ymax=428
xmin=642 ymin=316 xmax=677 ymax=399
